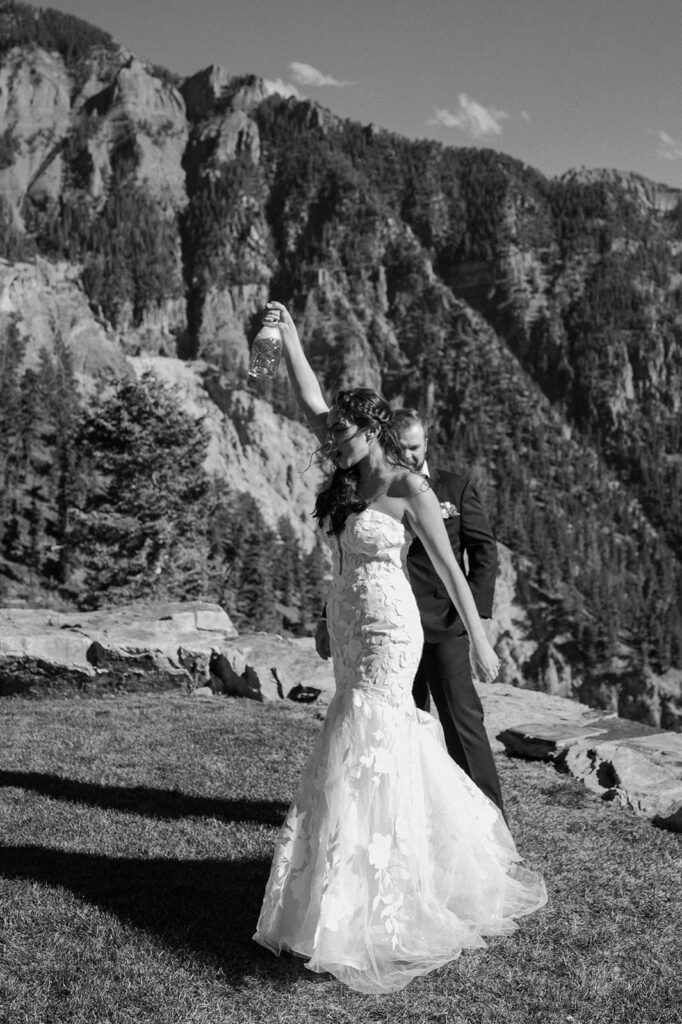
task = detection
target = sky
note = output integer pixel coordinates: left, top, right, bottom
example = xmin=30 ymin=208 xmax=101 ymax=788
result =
xmin=29 ymin=0 xmax=682 ymax=189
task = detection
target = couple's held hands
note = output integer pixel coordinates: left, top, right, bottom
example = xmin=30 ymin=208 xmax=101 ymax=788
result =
xmin=470 ymin=635 xmax=501 ymax=684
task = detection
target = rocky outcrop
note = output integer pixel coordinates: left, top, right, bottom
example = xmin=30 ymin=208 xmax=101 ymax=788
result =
xmin=0 ymin=603 xmax=238 ymax=696
xmin=84 ymin=55 xmax=188 ymax=206
xmin=564 ymin=731 xmax=682 ymax=831
xmin=0 ymin=604 xmax=333 ymax=704
xmin=180 ymin=68 xmax=268 ymax=123
xmin=495 ymin=694 xmax=682 ymax=831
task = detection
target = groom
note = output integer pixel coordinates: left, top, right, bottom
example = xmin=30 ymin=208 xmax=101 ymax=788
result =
xmin=392 ymin=408 xmax=505 ymax=814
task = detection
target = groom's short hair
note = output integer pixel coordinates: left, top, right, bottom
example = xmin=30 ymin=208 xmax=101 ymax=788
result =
xmin=392 ymin=407 xmax=428 ymax=436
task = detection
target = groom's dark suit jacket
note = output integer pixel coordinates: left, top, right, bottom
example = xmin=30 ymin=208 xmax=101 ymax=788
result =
xmin=406 ymin=469 xmax=498 ymax=643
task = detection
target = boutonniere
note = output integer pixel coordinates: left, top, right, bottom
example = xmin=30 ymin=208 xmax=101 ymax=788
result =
xmin=439 ymin=501 xmax=460 ymax=519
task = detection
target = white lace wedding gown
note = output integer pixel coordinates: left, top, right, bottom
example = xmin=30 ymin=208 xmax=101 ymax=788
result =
xmin=253 ymin=508 xmax=547 ymax=994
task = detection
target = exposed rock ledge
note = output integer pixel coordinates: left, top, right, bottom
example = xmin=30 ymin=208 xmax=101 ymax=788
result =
xmin=493 ymin=695 xmax=682 ymax=833
xmin=0 ymin=605 xmax=679 ymax=832
xmin=0 ymin=603 xmax=239 ymax=695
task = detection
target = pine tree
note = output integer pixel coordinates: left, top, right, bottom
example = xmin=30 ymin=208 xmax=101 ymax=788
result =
xmin=301 ymin=537 xmax=331 ymax=632
xmin=0 ymin=318 xmax=26 ymax=569
xmin=210 ymin=490 xmax=280 ymax=631
xmin=69 ymin=371 xmax=212 ymax=606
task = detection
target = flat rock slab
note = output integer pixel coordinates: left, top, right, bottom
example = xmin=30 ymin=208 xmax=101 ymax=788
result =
xmin=0 ymin=603 xmax=238 ymax=696
xmin=475 ymin=682 xmax=602 ymax=753
xmin=497 ymin=711 xmax=662 ymax=759
xmin=485 ymin=682 xmax=682 ymax=831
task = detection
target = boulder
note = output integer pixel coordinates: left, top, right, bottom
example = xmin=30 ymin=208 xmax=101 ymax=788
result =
xmin=209 ymin=634 xmax=335 ymax=704
xmin=563 ymin=732 xmax=682 ymax=832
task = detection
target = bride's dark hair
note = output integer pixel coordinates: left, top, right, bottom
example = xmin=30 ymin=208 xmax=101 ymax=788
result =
xmin=313 ymin=388 xmax=414 ymax=536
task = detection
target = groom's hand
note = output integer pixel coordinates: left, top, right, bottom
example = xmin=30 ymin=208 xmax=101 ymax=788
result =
xmin=314 ymin=618 xmax=331 ymax=660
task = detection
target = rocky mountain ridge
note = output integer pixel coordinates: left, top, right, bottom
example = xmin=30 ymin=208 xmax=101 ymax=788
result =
xmin=1 ymin=1 xmax=681 ymax=731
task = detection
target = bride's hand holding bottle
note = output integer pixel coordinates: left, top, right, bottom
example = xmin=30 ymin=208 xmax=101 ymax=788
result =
xmin=263 ymin=301 xmax=296 ymax=337
xmin=261 ymin=301 xmax=330 ymax=443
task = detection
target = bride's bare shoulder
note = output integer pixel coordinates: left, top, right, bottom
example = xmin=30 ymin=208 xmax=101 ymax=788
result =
xmin=387 ymin=469 xmax=432 ymax=499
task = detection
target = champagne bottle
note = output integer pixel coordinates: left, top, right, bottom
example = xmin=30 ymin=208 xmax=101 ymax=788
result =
xmin=248 ymin=319 xmax=282 ymax=380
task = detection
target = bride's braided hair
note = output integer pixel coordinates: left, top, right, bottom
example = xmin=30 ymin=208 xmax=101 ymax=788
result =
xmin=313 ymin=388 xmax=414 ymax=536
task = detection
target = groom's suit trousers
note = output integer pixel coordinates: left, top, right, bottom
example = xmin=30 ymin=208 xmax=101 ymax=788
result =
xmin=412 ymin=636 xmax=505 ymax=813
xmin=407 ymin=468 xmax=504 ymax=816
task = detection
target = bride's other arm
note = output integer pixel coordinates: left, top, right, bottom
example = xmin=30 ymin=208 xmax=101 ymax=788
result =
xmin=263 ymin=301 xmax=329 ymax=445
xmin=404 ymin=482 xmax=500 ymax=682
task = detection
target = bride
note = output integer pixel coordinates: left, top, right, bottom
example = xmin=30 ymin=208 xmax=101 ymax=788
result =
xmin=253 ymin=302 xmax=547 ymax=994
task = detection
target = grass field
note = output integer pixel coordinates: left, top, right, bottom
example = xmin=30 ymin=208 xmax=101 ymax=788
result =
xmin=0 ymin=692 xmax=680 ymax=1024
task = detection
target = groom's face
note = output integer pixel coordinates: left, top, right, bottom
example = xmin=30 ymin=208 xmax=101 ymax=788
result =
xmin=398 ymin=422 xmax=428 ymax=471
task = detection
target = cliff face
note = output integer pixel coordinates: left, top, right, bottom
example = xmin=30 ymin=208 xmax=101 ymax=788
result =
xmin=1 ymin=44 xmax=187 ymax=209
xmin=0 ymin=257 xmax=127 ymax=376
xmin=0 ymin=46 xmax=73 ymax=212
xmin=1 ymin=3 xmax=681 ymax=729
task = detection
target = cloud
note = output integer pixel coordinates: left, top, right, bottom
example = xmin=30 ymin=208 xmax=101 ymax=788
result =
xmin=263 ymin=78 xmax=301 ymax=100
xmin=290 ymin=62 xmax=353 ymax=88
xmin=428 ymin=94 xmax=509 ymax=139
xmin=657 ymin=130 xmax=682 ymax=161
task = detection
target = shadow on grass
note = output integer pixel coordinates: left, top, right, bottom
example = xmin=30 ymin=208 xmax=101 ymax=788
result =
xmin=0 ymin=770 xmax=289 ymax=825
xmin=0 ymin=843 xmax=304 ymax=984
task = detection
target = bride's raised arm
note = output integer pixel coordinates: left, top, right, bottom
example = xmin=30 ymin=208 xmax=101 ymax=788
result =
xmin=404 ymin=481 xmax=500 ymax=683
xmin=263 ymin=301 xmax=329 ymax=446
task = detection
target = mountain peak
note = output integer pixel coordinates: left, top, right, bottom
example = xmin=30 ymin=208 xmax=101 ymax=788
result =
xmin=181 ymin=66 xmax=269 ymax=121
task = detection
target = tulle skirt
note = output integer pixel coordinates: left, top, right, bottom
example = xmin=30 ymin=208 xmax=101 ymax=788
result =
xmin=253 ymin=686 xmax=547 ymax=994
